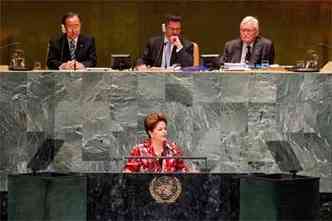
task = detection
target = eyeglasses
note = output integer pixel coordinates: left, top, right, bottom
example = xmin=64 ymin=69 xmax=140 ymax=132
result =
xmin=240 ymin=28 xmax=256 ymax=33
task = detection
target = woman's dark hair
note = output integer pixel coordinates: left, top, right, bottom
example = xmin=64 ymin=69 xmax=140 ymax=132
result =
xmin=144 ymin=112 xmax=167 ymax=137
xmin=62 ymin=12 xmax=81 ymax=25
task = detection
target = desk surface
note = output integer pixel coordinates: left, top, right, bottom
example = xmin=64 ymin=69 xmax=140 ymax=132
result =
xmin=0 ymin=69 xmax=332 ymax=74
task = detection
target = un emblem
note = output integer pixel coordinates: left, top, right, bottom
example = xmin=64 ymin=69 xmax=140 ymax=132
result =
xmin=149 ymin=176 xmax=182 ymax=204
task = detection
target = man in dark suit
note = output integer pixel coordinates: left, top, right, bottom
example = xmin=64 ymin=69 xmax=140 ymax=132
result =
xmin=221 ymin=16 xmax=275 ymax=65
xmin=137 ymin=15 xmax=193 ymax=69
xmin=47 ymin=12 xmax=96 ymax=70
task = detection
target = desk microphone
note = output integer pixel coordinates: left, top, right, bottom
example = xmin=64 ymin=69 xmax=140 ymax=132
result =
xmin=155 ymin=23 xmax=167 ymax=67
xmin=156 ymin=40 xmax=167 ymax=67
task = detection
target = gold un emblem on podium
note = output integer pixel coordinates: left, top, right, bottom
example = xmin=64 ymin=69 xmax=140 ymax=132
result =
xmin=149 ymin=176 xmax=182 ymax=204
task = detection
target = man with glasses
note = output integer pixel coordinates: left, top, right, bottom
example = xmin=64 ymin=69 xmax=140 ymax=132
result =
xmin=221 ymin=16 xmax=275 ymax=65
xmin=47 ymin=12 xmax=96 ymax=70
xmin=137 ymin=15 xmax=193 ymax=69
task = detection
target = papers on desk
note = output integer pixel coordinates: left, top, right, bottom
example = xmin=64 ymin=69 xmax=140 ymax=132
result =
xmin=223 ymin=63 xmax=250 ymax=71
xmin=320 ymin=61 xmax=332 ymax=73
xmin=0 ymin=65 xmax=9 ymax=71
xmin=86 ymin=67 xmax=110 ymax=72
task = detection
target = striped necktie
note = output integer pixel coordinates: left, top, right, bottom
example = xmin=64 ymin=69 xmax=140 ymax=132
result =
xmin=69 ymin=39 xmax=76 ymax=60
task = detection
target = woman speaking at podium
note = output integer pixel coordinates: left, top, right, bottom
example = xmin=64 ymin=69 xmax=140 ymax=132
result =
xmin=123 ymin=112 xmax=188 ymax=173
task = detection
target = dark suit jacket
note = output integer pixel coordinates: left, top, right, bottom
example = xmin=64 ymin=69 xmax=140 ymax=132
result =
xmin=221 ymin=36 xmax=275 ymax=65
xmin=47 ymin=34 xmax=97 ymax=70
xmin=138 ymin=36 xmax=193 ymax=67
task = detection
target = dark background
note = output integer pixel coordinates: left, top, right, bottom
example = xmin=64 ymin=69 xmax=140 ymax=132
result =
xmin=0 ymin=0 xmax=331 ymax=68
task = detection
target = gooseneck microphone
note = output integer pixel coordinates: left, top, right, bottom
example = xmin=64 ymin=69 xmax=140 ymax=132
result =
xmin=156 ymin=40 xmax=166 ymax=67
xmin=155 ymin=23 xmax=167 ymax=67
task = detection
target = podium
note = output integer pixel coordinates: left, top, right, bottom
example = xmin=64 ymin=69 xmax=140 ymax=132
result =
xmin=0 ymin=191 xmax=7 ymax=221
xmin=87 ymin=173 xmax=239 ymax=220
xmin=8 ymin=173 xmax=239 ymax=221
xmin=7 ymin=173 xmax=320 ymax=221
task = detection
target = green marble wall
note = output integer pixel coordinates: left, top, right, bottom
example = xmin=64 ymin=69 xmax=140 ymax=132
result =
xmin=0 ymin=1 xmax=331 ymax=67
xmin=1 ymin=71 xmax=331 ymax=192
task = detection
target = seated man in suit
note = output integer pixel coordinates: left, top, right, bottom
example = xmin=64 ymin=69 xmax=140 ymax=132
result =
xmin=137 ymin=15 xmax=193 ymax=69
xmin=221 ymin=16 xmax=275 ymax=65
xmin=47 ymin=12 xmax=96 ymax=70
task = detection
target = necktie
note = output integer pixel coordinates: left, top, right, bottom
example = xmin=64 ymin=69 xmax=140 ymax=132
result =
xmin=162 ymin=42 xmax=172 ymax=68
xmin=69 ymin=40 xmax=76 ymax=60
xmin=245 ymin=45 xmax=251 ymax=64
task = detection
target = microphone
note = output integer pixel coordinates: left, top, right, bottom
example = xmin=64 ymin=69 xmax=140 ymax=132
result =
xmin=159 ymin=153 xmax=164 ymax=166
xmin=124 ymin=156 xmax=208 ymax=172
xmin=155 ymin=23 xmax=168 ymax=67
xmin=158 ymin=143 xmax=170 ymax=166
xmin=156 ymin=40 xmax=166 ymax=67
xmin=164 ymin=141 xmax=173 ymax=151
xmin=60 ymin=35 xmax=66 ymax=64
xmin=60 ymin=24 xmax=66 ymax=34
xmin=161 ymin=23 xmax=166 ymax=33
